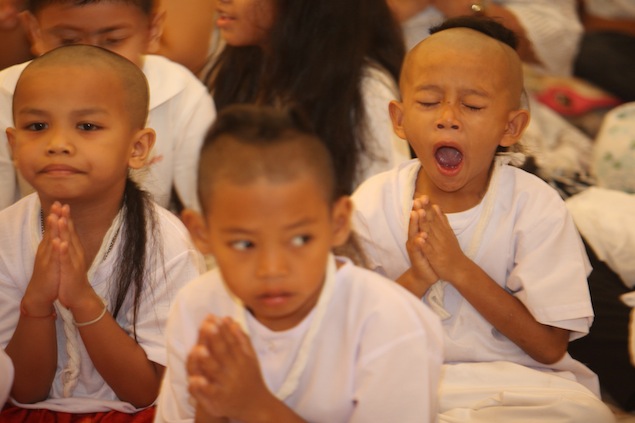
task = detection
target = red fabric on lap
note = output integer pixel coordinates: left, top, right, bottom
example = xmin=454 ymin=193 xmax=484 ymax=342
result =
xmin=0 ymin=403 xmax=155 ymax=422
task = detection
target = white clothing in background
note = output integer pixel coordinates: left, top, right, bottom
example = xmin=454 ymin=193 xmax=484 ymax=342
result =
xmin=566 ymin=186 xmax=635 ymax=289
xmin=356 ymin=64 xmax=411 ymax=188
xmin=0 ymin=193 xmax=205 ymax=413
xmin=351 ymin=160 xmax=610 ymax=419
xmin=401 ymin=0 xmax=582 ymax=76
xmin=584 ymin=0 xmax=635 ymax=20
xmin=154 ymin=256 xmax=444 ymax=423
xmin=0 ymin=55 xmax=215 ymax=211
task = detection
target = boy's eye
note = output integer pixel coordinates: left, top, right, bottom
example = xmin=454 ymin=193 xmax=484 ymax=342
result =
xmin=60 ymin=38 xmax=80 ymax=45
xmin=463 ymin=104 xmax=483 ymax=111
xmin=26 ymin=122 xmax=47 ymax=131
xmin=418 ymin=101 xmax=439 ymax=108
xmin=102 ymin=38 xmax=124 ymax=47
xmin=230 ymin=240 xmax=254 ymax=251
xmin=77 ymin=123 xmax=100 ymax=131
xmin=290 ymin=235 xmax=312 ymax=247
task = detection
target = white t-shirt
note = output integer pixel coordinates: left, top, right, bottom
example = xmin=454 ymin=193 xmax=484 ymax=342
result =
xmin=0 ymin=348 xmax=13 ymax=407
xmin=352 ymin=159 xmax=600 ymax=394
xmin=154 ymin=256 xmax=444 ymax=423
xmin=0 ymin=193 xmax=205 ymax=413
xmin=401 ymin=1 xmax=583 ymax=76
xmin=0 ymin=55 xmax=215 ymax=211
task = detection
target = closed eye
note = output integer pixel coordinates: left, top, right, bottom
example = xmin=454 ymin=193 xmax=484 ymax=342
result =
xmin=60 ymin=38 xmax=81 ymax=45
xmin=102 ymin=38 xmax=125 ymax=47
xmin=463 ymin=104 xmax=484 ymax=111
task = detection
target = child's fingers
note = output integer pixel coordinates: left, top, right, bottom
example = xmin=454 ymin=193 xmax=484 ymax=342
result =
xmin=413 ymin=195 xmax=430 ymax=210
xmin=227 ymin=319 xmax=254 ymax=356
xmin=198 ymin=315 xmax=220 ymax=348
xmin=217 ymin=317 xmax=243 ymax=358
xmin=186 ymin=344 xmax=211 ymax=377
xmin=408 ymin=210 xmax=420 ymax=239
xmin=207 ymin=318 xmax=240 ymax=363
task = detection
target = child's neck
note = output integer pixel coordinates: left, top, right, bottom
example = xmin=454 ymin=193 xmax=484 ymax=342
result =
xmin=40 ymin=195 xmax=123 ymax=267
xmin=414 ymin=168 xmax=493 ymax=214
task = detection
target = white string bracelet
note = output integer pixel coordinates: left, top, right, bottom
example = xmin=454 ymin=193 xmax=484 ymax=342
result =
xmin=74 ymin=302 xmax=108 ymax=327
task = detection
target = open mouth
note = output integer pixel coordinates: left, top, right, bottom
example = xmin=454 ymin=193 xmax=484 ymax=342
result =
xmin=435 ymin=146 xmax=463 ymax=170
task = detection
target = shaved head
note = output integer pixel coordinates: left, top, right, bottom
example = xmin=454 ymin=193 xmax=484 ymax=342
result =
xmin=402 ymin=24 xmax=525 ymax=109
xmin=14 ymin=44 xmax=150 ymax=128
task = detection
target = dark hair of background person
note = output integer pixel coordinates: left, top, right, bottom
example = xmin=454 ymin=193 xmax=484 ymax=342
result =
xmin=206 ymin=0 xmax=406 ymax=196
xmin=429 ymin=15 xmax=519 ymax=50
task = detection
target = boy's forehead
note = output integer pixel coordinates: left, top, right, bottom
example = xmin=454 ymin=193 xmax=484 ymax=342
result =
xmin=14 ymin=63 xmax=123 ymax=109
xmin=20 ymin=61 xmax=121 ymax=88
xmin=401 ymin=28 xmax=522 ymax=97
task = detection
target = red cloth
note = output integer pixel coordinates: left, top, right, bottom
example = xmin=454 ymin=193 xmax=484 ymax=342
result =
xmin=0 ymin=403 xmax=155 ymax=422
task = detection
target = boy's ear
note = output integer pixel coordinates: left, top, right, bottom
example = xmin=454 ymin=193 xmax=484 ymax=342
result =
xmin=145 ymin=9 xmax=166 ymax=54
xmin=331 ymin=196 xmax=353 ymax=248
xmin=388 ymin=100 xmax=407 ymax=140
xmin=6 ymin=128 xmax=16 ymax=163
xmin=500 ymin=109 xmax=530 ymax=147
xmin=22 ymin=12 xmax=46 ymax=56
xmin=128 ymin=128 xmax=155 ymax=169
xmin=181 ymin=208 xmax=214 ymax=255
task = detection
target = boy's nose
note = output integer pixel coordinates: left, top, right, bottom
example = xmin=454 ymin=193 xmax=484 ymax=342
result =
xmin=436 ymin=103 xmax=460 ymax=130
xmin=256 ymin=248 xmax=289 ymax=278
xmin=46 ymin=131 xmax=73 ymax=155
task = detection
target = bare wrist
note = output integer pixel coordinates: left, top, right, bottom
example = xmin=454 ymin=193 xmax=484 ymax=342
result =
xmin=20 ymin=297 xmax=56 ymax=319
xmin=70 ymin=294 xmax=106 ymax=325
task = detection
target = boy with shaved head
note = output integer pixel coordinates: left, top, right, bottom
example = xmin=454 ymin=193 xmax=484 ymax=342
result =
xmin=352 ymin=16 xmax=614 ymax=421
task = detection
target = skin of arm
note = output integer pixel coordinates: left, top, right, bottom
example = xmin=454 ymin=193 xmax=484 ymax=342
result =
xmin=155 ymin=0 xmax=217 ymax=74
xmin=402 ymin=195 xmax=570 ymax=365
xmin=188 ymin=316 xmax=306 ymax=423
xmin=7 ymin=203 xmax=164 ymax=407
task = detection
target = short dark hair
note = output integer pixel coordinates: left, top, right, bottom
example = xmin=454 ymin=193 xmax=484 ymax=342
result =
xmin=430 ymin=15 xmax=518 ymax=50
xmin=26 ymin=0 xmax=154 ymax=15
xmin=197 ymin=104 xmax=338 ymax=211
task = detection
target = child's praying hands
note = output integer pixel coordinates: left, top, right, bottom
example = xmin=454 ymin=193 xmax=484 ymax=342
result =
xmin=188 ymin=315 xmax=275 ymax=423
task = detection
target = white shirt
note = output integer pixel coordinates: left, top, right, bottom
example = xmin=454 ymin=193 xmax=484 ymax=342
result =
xmin=0 ymin=193 xmax=205 ymax=413
xmin=0 ymin=348 xmax=13 ymax=407
xmin=154 ymin=256 xmax=444 ymax=423
xmin=401 ymin=1 xmax=583 ymax=76
xmin=0 ymin=55 xmax=215 ymax=211
xmin=352 ymin=159 xmax=600 ymax=394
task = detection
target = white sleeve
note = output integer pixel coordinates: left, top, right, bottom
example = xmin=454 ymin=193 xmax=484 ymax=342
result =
xmin=356 ymin=66 xmax=411 ymax=188
xmin=153 ymin=290 xmax=198 ymax=423
xmin=0 ymin=83 xmax=17 ymax=211
xmin=0 ymin=348 xmax=13 ymax=405
xmin=507 ymin=185 xmax=593 ymax=339
xmin=501 ymin=0 xmax=583 ymax=76
xmin=170 ymin=79 xmax=216 ymax=212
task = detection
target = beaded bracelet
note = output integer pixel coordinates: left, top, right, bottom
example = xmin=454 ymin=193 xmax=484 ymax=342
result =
xmin=74 ymin=303 xmax=108 ymax=327
xmin=20 ymin=301 xmax=57 ymax=319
